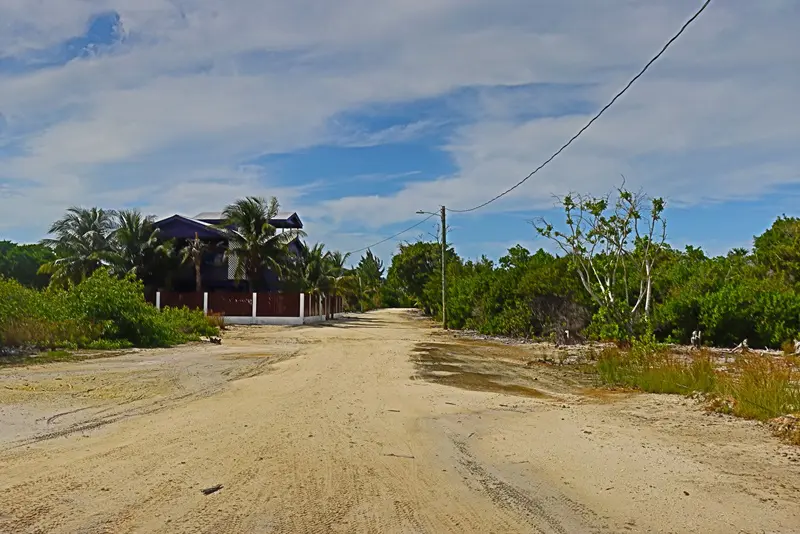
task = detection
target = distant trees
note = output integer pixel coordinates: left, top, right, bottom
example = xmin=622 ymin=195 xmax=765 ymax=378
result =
xmin=0 ymin=241 xmax=54 ymax=288
xmin=111 ymin=210 xmax=164 ymax=283
xmin=354 ymin=250 xmax=384 ymax=311
xmin=380 ymin=187 xmax=800 ymax=350
xmin=441 ymin=246 xmax=590 ymax=340
xmin=17 ymin=187 xmax=800 ymax=350
xmin=384 ymin=241 xmax=457 ymax=316
xmin=31 ymin=197 xmax=307 ymax=293
xmin=288 ymin=244 xmax=386 ymax=315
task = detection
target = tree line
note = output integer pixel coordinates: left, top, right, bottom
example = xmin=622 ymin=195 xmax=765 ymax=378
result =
xmin=380 ymin=186 xmax=800 ymax=350
xmin=4 ymin=187 xmax=799 ymax=350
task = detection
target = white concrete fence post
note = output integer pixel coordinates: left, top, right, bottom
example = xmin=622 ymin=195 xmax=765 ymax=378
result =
xmin=299 ymin=293 xmax=305 ymax=322
xmin=155 ymin=291 xmax=161 ymax=310
xmin=252 ymin=292 xmax=258 ymax=318
xmin=203 ymin=292 xmax=209 ymax=316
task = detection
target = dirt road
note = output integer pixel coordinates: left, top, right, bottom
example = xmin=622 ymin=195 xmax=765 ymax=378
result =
xmin=1 ymin=309 xmax=799 ymax=533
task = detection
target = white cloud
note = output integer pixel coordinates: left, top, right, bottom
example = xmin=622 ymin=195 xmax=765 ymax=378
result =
xmin=0 ymin=0 xmax=798 ymax=255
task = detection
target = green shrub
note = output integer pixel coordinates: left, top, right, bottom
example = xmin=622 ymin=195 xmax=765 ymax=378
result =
xmin=0 ymin=278 xmax=101 ymax=349
xmin=85 ymin=339 xmax=135 ymax=350
xmin=1 ymin=317 xmax=104 ymax=349
xmin=66 ymin=270 xmax=181 ymax=347
xmin=161 ymin=306 xmax=220 ymax=340
xmin=0 ymin=277 xmax=45 ymax=325
xmin=1 ymin=270 xmax=219 ymax=352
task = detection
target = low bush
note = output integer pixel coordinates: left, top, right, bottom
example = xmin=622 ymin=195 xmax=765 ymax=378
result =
xmin=66 ymin=270 xmax=177 ymax=347
xmin=161 ymin=305 xmax=220 ymax=340
xmin=206 ymin=312 xmax=226 ymax=331
xmin=0 ymin=278 xmax=99 ymax=349
xmin=1 ymin=270 xmax=219 ymax=352
xmin=1 ymin=317 xmax=104 ymax=350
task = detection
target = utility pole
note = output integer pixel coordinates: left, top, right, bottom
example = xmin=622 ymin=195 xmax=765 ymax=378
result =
xmin=416 ymin=206 xmax=448 ymax=331
xmin=440 ymin=205 xmax=447 ymax=330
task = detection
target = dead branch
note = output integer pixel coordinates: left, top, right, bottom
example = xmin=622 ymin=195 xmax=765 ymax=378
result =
xmin=729 ymin=339 xmax=749 ymax=354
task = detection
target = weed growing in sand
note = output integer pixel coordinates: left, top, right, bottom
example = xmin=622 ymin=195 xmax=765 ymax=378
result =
xmin=597 ymin=347 xmax=717 ymax=395
xmin=597 ymin=339 xmax=800 ymax=444
xmin=717 ymin=355 xmax=800 ymax=421
xmin=207 ymin=312 xmax=226 ymax=331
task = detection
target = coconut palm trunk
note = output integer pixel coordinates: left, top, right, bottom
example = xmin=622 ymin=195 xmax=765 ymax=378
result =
xmin=181 ymin=233 xmax=207 ymax=293
xmin=194 ymin=259 xmax=203 ymax=293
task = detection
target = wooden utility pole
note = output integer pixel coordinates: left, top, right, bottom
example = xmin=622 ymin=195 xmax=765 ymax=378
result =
xmin=417 ymin=206 xmax=448 ymax=330
xmin=440 ymin=205 xmax=447 ymax=330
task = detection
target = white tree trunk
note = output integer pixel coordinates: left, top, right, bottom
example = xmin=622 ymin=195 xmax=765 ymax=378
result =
xmin=644 ymin=263 xmax=652 ymax=317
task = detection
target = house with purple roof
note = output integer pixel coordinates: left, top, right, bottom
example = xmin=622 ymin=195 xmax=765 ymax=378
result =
xmin=152 ymin=210 xmax=304 ymax=292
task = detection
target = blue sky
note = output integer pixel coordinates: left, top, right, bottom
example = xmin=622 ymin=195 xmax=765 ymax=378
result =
xmin=1 ymin=1 xmax=799 ymax=265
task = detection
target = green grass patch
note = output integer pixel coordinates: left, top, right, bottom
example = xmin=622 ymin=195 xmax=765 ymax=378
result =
xmin=597 ymin=347 xmax=717 ymax=395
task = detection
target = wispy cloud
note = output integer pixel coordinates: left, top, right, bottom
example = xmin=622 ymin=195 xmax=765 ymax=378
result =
xmin=0 ymin=0 xmax=798 ymax=257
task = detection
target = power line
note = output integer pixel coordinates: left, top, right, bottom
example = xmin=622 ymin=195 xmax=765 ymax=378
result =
xmin=345 ymin=214 xmax=437 ymax=255
xmin=447 ymin=0 xmax=712 ymax=214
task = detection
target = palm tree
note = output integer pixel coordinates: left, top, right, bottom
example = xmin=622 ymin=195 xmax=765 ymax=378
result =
xmin=324 ymin=250 xmax=355 ymax=318
xmin=354 ymin=272 xmax=379 ymax=312
xmin=181 ymin=233 xmax=207 ymax=292
xmin=355 ymin=249 xmax=384 ymax=311
xmin=299 ymin=243 xmax=330 ymax=295
xmin=288 ymin=242 xmax=327 ymax=315
xmin=221 ymin=196 xmax=306 ymax=291
xmin=39 ymin=206 xmax=118 ymax=287
xmin=111 ymin=210 xmax=161 ymax=278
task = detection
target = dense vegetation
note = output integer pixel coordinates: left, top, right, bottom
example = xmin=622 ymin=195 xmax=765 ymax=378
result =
xmin=4 ymin=185 xmax=799 ymax=354
xmin=0 ymin=241 xmax=54 ymax=289
xmin=382 ymin=187 xmax=800 ymax=350
xmin=377 ymin=188 xmax=800 ymax=436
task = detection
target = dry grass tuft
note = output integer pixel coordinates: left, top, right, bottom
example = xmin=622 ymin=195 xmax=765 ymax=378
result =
xmin=207 ymin=312 xmax=226 ymax=331
xmin=596 ymin=346 xmax=800 ymax=444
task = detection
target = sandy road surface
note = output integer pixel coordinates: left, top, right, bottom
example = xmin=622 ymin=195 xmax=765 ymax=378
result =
xmin=1 ymin=309 xmax=799 ymax=533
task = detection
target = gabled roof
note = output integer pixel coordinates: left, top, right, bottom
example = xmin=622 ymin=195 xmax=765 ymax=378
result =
xmin=273 ymin=212 xmax=303 ymax=229
xmin=152 ymin=214 xmax=230 ymax=240
xmin=193 ymin=210 xmax=303 ymax=229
